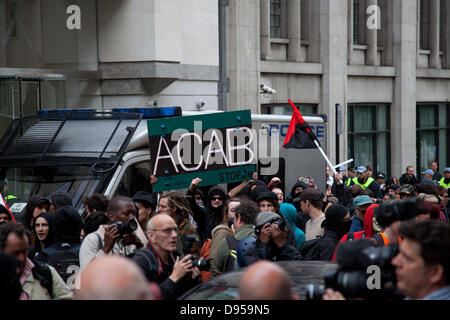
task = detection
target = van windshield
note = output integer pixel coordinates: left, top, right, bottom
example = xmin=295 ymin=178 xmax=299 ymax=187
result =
xmin=0 ymin=166 xmax=103 ymax=223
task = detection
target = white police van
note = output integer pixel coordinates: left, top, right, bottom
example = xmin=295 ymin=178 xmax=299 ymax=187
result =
xmin=0 ymin=107 xmax=326 ymax=222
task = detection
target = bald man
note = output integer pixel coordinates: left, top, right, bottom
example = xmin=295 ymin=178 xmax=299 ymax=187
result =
xmin=132 ymin=214 xmax=201 ymax=300
xmin=239 ymin=260 xmax=299 ymax=300
xmin=76 ymin=255 xmax=159 ymax=300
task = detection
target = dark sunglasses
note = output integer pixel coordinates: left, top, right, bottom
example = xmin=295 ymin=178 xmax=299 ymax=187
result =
xmin=210 ymin=196 xmax=225 ymax=201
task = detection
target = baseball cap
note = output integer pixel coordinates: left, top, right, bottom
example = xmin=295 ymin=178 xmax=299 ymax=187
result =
xmin=349 ymin=167 xmax=357 ymax=173
xmin=422 ymin=169 xmax=434 ymax=175
xmin=444 ymin=167 xmax=450 ymax=173
xmin=353 ymin=195 xmax=374 ymax=207
xmin=356 ymin=166 xmax=367 ymax=173
xmin=338 ymin=165 xmax=345 ymax=172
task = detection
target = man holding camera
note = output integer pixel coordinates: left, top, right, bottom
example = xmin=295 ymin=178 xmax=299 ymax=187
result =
xmin=133 ymin=214 xmax=201 ymax=300
xmin=79 ymin=196 xmax=147 ymax=271
xmin=240 ymin=211 xmax=302 ymax=267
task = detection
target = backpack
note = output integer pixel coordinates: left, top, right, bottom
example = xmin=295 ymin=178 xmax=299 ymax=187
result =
xmin=41 ymin=244 xmax=80 ymax=286
xmin=31 ymin=259 xmax=54 ymax=299
xmin=223 ymin=235 xmax=239 ymax=272
xmin=198 ymin=238 xmax=212 ymax=282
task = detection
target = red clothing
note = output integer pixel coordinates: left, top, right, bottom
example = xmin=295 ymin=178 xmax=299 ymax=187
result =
xmin=331 ymin=203 xmax=379 ymax=261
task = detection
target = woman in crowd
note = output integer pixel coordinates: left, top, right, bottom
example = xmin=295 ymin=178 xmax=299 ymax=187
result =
xmin=279 ymin=203 xmax=305 ymax=250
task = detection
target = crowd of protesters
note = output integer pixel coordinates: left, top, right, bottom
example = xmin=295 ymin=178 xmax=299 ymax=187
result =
xmin=0 ymin=163 xmax=449 ymax=300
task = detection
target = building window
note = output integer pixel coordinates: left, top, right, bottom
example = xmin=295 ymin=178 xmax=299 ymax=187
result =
xmin=416 ymin=103 xmax=450 ymax=174
xmin=261 ymin=103 xmax=317 ymax=116
xmin=270 ymin=0 xmax=281 ymax=38
xmin=347 ymin=104 xmax=390 ymax=176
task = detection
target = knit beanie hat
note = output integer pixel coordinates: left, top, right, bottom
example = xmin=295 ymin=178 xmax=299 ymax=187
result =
xmin=53 ymin=206 xmax=82 ymax=243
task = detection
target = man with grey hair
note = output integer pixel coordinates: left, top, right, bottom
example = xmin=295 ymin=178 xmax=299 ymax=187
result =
xmin=76 ymin=255 xmax=158 ymax=300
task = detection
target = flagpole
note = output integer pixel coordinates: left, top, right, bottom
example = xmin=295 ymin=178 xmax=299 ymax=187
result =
xmin=313 ymin=140 xmax=343 ymax=184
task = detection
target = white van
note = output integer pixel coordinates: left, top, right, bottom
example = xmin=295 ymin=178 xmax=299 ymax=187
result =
xmin=0 ymin=107 xmax=326 ymax=222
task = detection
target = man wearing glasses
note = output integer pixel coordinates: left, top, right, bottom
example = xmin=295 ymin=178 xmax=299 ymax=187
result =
xmin=133 ymin=214 xmax=201 ymax=300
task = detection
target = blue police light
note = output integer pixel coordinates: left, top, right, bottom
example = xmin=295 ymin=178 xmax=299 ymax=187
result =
xmin=37 ymin=109 xmax=98 ymax=119
xmin=37 ymin=106 xmax=182 ymax=120
xmin=111 ymin=107 xmax=182 ymax=119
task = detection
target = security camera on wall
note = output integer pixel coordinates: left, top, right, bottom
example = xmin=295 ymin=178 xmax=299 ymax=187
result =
xmin=195 ymin=99 xmax=206 ymax=110
xmin=260 ymin=84 xmax=277 ymax=95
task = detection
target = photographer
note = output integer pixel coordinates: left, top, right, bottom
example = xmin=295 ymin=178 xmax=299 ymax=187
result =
xmin=372 ymin=198 xmax=427 ymax=246
xmin=133 ymin=214 xmax=201 ymax=300
xmin=240 ymin=211 xmax=302 ymax=267
xmin=79 ymin=196 xmax=147 ymax=271
xmin=392 ymin=220 xmax=450 ymax=300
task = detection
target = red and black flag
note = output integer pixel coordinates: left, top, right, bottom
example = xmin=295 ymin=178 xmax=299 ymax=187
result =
xmin=283 ymin=99 xmax=319 ymax=149
xmin=0 ymin=193 xmax=16 ymax=223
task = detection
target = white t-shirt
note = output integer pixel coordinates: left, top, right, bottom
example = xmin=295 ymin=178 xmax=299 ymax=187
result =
xmin=305 ymin=215 xmax=325 ymax=241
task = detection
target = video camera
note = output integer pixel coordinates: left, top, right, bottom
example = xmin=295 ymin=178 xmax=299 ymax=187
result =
xmin=374 ymin=197 xmax=426 ymax=228
xmin=306 ymin=239 xmax=403 ymax=300
xmin=113 ymin=218 xmax=138 ymax=238
xmin=182 ymin=234 xmax=211 ymax=272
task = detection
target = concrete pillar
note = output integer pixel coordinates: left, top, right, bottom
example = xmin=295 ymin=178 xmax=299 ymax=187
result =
xmin=366 ymin=0 xmax=378 ymax=65
xmin=227 ymin=0 xmax=260 ymax=113
xmin=320 ymin=0 xmax=348 ymax=161
xmin=429 ymin=0 xmax=440 ymax=68
xmin=260 ymin=0 xmax=270 ymax=60
xmin=391 ymin=0 xmax=417 ymax=177
xmin=287 ymin=0 xmax=301 ymax=61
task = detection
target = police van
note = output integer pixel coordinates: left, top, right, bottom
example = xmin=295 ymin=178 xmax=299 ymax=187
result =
xmin=0 ymin=107 xmax=326 ymax=222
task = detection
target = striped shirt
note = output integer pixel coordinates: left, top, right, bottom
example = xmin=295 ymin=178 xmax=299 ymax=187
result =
xmin=404 ymin=286 xmax=450 ymax=300
xmin=19 ymin=258 xmax=35 ymax=300
xmin=422 ymin=286 xmax=450 ymax=300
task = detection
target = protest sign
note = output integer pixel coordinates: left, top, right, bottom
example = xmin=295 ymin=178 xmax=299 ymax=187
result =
xmin=148 ymin=110 xmax=256 ymax=192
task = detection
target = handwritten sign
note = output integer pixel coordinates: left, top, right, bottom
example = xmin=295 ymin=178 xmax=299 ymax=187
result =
xmin=148 ymin=110 xmax=256 ymax=192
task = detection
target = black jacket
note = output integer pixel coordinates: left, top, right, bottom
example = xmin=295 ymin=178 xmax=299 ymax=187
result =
xmin=241 ymin=239 xmax=302 ymax=266
xmin=300 ymin=230 xmax=342 ymax=261
xmin=399 ymin=174 xmax=419 ymax=186
xmin=186 ymin=187 xmax=226 ymax=243
xmin=132 ymin=244 xmax=200 ymax=300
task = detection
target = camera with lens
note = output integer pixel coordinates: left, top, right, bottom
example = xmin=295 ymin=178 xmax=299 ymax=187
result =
xmin=182 ymin=234 xmax=211 ymax=272
xmin=306 ymin=240 xmax=403 ymax=300
xmin=255 ymin=215 xmax=288 ymax=236
xmin=113 ymin=218 xmax=138 ymax=237
xmin=227 ymin=217 xmax=234 ymax=228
